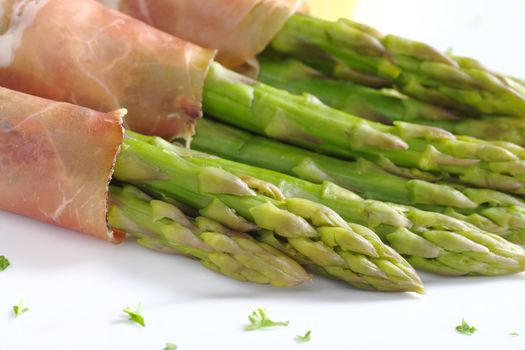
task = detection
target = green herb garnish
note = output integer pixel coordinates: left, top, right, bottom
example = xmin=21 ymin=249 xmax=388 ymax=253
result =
xmin=510 ymin=332 xmax=519 ymax=336
xmin=123 ymin=304 xmax=145 ymax=327
xmin=0 ymin=256 xmax=10 ymax=271
xmin=164 ymin=343 xmax=177 ymax=350
xmin=455 ymin=318 xmax=477 ymax=335
xmin=296 ymin=330 xmax=312 ymax=343
xmin=13 ymin=300 xmax=29 ymax=317
xmin=245 ymin=308 xmax=289 ymax=331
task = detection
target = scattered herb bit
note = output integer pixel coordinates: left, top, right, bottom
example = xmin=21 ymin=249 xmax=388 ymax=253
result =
xmin=296 ymin=330 xmax=312 ymax=343
xmin=13 ymin=300 xmax=29 ymax=317
xmin=164 ymin=343 xmax=177 ymax=350
xmin=455 ymin=318 xmax=477 ymax=335
xmin=244 ymin=308 xmax=289 ymax=331
xmin=510 ymin=332 xmax=519 ymax=336
xmin=0 ymin=256 xmax=10 ymax=271
xmin=123 ymin=304 xmax=145 ymax=327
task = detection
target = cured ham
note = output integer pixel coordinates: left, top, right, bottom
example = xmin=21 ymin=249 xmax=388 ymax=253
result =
xmin=100 ymin=0 xmax=303 ymax=70
xmin=0 ymin=86 xmax=124 ymax=241
xmin=0 ymin=0 xmax=215 ymax=141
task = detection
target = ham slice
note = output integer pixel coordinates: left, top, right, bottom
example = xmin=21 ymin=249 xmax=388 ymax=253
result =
xmin=100 ymin=0 xmax=303 ymax=70
xmin=0 ymin=86 xmax=124 ymax=242
xmin=0 ymin=0 xmax=215 ymax=141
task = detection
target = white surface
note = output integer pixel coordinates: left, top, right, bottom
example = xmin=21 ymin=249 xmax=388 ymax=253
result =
xmin=2 ymin=212 xmax=525 ymax=350
xmin=2 ymin=1 xmax=525 ymax=349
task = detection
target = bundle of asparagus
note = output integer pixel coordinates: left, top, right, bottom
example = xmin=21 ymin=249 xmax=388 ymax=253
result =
xmin=269 ymin=14 xmax=525 ymax=117
xmin=203 ymin=62 xmax=525 ymax=196
xmin=133 ymin=131 xmax=525 ymax=277
xmin=193 ymin=119 xmax=525 ymax=245
xmin=112 ymin=132 xmax=425 ymax=292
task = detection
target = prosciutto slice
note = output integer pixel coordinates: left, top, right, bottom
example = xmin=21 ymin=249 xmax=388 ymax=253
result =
xmin=101 ymin=0 xmax=303 ymax=70
xmin=0 ymin=0 xmax=215 ymax=141
xmin=0 ymin=87 xmax=124 ymax=242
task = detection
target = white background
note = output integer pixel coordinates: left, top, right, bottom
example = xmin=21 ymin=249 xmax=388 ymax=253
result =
xmin=2 ymin=1 xmax=525 ymax=349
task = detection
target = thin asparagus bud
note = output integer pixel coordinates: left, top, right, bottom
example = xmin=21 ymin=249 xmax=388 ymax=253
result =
xmin=270 ymin=14 xmax=525 ymax=116
xmin=108 ymin=184 xmax=310 ymax=287
xmin=203 ymin=62 xmax=525 ymax=195
xmin=113 ymin=135 xmax=423 ymax=293
xmin=258 ymin=56 xmax=525 ymax=147
xmin=193 ymin=119 xmax=525 ymax=245
xmin=132 ymin=135 xmax=525 ymax=276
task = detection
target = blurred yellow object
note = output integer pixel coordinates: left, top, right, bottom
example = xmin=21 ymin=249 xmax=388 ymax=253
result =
xmin=306 ymin=0 xmax=357 ymax=20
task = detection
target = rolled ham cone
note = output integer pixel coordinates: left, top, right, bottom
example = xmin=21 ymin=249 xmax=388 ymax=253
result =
xmin=0 ymin=0 xmax=215 ymax=141
xmin=99 ymin=0 xmax=304 ymax=71
xmin=0 ymin=86 xmax=124 ymax=242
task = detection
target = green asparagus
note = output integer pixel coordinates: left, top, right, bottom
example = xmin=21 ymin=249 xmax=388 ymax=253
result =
xmin=193 ymin=119 xmax=525 ymax=245
xmin=109 ymin=184 xmax=310 ymax=287
xmin=270 ymin=14 xmax=525 ymax=116
xmin=134 ymin=132 xmax=525 ymax=276
xmin=203 ymin=62 xmax=525 ymax=195
xmin=112 ymin=133 xmax=424 ymax=292
xmin=258 ymin=56 xmax=525 ymax=146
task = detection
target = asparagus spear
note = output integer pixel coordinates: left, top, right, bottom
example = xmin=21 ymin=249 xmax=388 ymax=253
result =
xmin=133 ymin=132 xmax=525 ymax=276
xmin=193 ymin=119 xmax=525 ymax=245
xmin=269 ymin=14 xmax=525 ymax=116
xmin=112 ymin=134 xmax=424 ymax=292
xmin=258 ymin=56 xmax=525 ymax=147
xmin=109 ymin=184 xmax=309 ymax=286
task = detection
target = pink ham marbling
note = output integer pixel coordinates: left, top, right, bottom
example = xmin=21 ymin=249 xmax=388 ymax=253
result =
xmin=0 ymin=87 xmax=124 ymax=241
xmin=0 ymin=0 xmax=215 ymax=141
xmin=101 ymin=0 xmax=303 ymax=71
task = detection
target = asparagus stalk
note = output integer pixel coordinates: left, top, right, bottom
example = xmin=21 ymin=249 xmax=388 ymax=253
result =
xmin=269 ymin=14 xmax=525 ymax=116
xmin=193 ymin=119 xmax=525 ymax=245
xmin=258 ymin=56 xmax=525 ymax=146
xmin=112 ymin=133 xmax=424 ymax=293
xmin=203 ymin=62 xmax=525 ymax=195
xmin=135 ymin=132 xmax=525 ymax=276
xmin=108 ymin=184 xmax=309 ymax=286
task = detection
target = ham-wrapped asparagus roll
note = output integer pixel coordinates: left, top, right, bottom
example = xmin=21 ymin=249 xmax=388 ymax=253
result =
xmin=0 ymin=86 xmax=311 ymax=286
xmin=0 ymin=0 xmax=215 ymax=141
xmin=100 ymin=0 xmax=304 ymax=71
xmin=0 ymin=86 xmax=124 ymax=242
